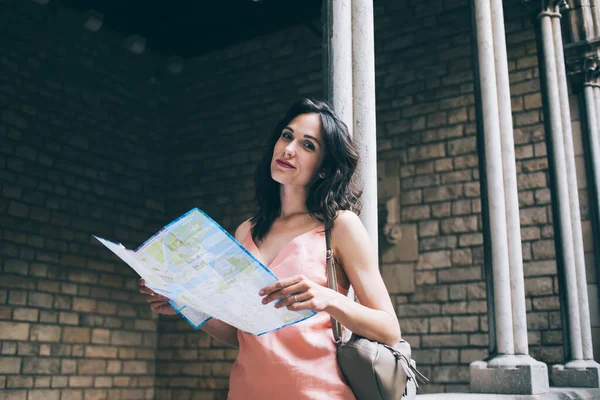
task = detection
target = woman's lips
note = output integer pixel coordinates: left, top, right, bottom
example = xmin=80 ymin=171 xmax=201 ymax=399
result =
xmin=276 ymin=159 xmax=295 ymax=169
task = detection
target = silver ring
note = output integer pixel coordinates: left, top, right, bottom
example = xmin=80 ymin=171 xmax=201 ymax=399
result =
xmin=293 ymin=295 xmax=298 ymax=303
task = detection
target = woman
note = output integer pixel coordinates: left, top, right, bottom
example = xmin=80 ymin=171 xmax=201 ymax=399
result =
xmin=139 ymin=98 xmax=401 ymax=399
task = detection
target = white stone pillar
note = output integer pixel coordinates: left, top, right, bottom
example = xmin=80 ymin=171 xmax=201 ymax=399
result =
xmin=595 ymin=83 xmax=600 ymax=146
xmin=595 ymin=83 xmax=600 ymax=122
xmin=324 ymin=0 xmax=353 ymax=128
xmin=490 ymin=0 xmax=529 ymax=356
xmin=351 ymin=0 xmax=378 ymax=256
xmin=587 ymin=82 xmax=600 ymax=229
xmin=540 ymin=7 xmax=585 ymax=363
xmin=546 ymin=7 xmax=600 ymax=387
xmin=590 ymin=0 xmax=600 ymax=36
xmin=553 ymin=12 xmax=595 ymax=363
xmin=552 ymin=82 xmax=600 ymax=388
xmin=582 ymin=0 xmax=597 ymax=38
xmin=473 ymin=0 xmax=514 ymax=357
xmin=470 ymin=0 xmax=549 ymax=393
xmin=594 ymin=82 xmax=600 ymax=160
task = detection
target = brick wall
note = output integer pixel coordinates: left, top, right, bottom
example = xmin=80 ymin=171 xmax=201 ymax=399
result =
xmin=375 ymin=1 xmax=485 ymax=392
xmin=1 ymin=1 xmax=170 ymax=399
xmin=166 ymin=24 xmax=323 ymax=228
xmin=376 ymin=0 xmax=566 ymax=391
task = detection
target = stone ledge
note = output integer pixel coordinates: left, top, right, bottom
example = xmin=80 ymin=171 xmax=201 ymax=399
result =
xmin=552 ymin=362 xmax=600 ymax=388
xmin=470 ymin=358 xmax=549 ymax=395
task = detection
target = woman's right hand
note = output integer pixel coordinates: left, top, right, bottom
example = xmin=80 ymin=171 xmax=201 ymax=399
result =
xmin=138 ymin=279 xmax=177 ymax=315
xmin=139 ymin=279 xmax=238 ymax=347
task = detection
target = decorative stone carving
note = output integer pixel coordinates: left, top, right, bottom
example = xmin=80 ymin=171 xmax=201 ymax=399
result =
xmin=520 ymin=0 xmax=567 ymax=12
xmin=383 ymin=197 xmax=402 ymax=244
xmin=381 ymin=224 xmax=418 ymax=263
xmin=565 ymin=42 xmax=600 ymax=87
xmin=377 ymin=160 xmax=403 ymax=245
xmin=377 ymin=159 xmax=417 ymax=294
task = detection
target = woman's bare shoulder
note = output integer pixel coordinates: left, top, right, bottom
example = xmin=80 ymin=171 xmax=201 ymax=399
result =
xmin=332 ymin=209 xmax=361 ymax=230
xmin=330 ymin=210 xmax=366 ymax=253
xmin=234 ymin=218 xmax=253 ymax=242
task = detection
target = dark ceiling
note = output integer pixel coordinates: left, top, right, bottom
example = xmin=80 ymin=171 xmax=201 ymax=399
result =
xmin=57 ymin=0 xmax=323 ymax=58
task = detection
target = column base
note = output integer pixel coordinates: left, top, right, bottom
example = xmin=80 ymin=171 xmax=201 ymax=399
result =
xmin=552 ymin=360 xmax=600 ymax=388
xmin=470 ymin=355 xmax=549 ymax=394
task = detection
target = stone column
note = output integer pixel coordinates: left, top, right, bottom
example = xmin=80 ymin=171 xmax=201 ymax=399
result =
xmin=552 ymin=10 xmax=596 ymax=365
xmin=592 ymin=0 xmax=600 ymax=35
xmin=323 ymin=2 xmax=418 ymax=397
xmin=491 ymin=0 xmax=529 ymax=356
xmin=324 ymin=0 xmax=380 ymax=252
xmin=469 ymin=0 xmax=549 ymax=394
xmin=323 ymin=0 xmax=353 ymax=128
xmin=582 ymin=0 xmax=597 ymax=38
xmin=585 ymin=66 xmax=600 ymax=248
xmin=351 ymin=0 xmax=378 ymax=256
xmin=541 ymin=6 xmax=584 ymax=362
xmin=594 ymin=77 xmax=600 ymax=162
xmin=474 ymin=0 xmax=514 ymax=358
xmin=541 ymin=4 xmax=600 ymax=387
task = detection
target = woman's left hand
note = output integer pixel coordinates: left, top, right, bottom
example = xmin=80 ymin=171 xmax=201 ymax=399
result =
xmin=259 ymin=274 xmax=339 ymax=312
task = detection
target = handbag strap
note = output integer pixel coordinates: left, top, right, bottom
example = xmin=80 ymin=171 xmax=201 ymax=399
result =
xmin=325 ymin=220 xmax=344 ymax=344
xmin=325 ymin=220 xmax=430 ymax=389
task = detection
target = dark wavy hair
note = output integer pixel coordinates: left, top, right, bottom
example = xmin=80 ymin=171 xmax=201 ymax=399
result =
xmin=251 ymin=98 xmax=362 ymax=243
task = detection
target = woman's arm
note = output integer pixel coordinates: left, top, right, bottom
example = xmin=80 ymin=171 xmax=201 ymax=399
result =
xmin=260 ymin=211 xmax=401 ymax=346
xmin=198 ymin=318 xmax=239 ymax=347
xmin=139 ymin=219 xmax=254 ymax=348
xmin=323 ymin=211 xmax=401 ymax=345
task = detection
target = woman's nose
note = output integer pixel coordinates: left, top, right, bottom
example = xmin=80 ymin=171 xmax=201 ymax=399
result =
xmin=284 ymin=141 xmax=296 ymax=155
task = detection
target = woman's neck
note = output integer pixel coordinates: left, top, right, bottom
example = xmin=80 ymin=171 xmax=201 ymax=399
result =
xmin=279 ymin=184 xmax=309 ymax=219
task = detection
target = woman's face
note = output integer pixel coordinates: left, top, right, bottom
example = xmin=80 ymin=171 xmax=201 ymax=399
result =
xmin=270 ymin=113 xmax=326 ymax=187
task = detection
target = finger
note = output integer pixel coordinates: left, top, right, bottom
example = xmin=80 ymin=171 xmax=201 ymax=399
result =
xmin=274 ymin=291 xmax=310 ymax=309
xmin=144 ymin=294 xmax=168 ymax=303
xmin=139 ymin=286 xmax=156 ymax=295
xmin=157 ymin=304 xmax=177 ymax=315
xmin=260 ymin=275 xmax=304 ymax=296
xmin=262 ymin=281 xmax=306 ymax=305
xmin=287 ymin=298 xmax=312 ymax=311
xmin=151 ymin=302 xmax=167 ymax=313
xmin=139 ymin=279 xmax=145 ymax=286
xmin=151 ymin=301 xmax=173 ymax=313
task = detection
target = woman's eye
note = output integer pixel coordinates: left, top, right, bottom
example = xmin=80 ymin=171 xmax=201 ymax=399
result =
xmin=282 ymin=132 xmax=292 ymax=140
xmin=303 ymin=142 xmax=315 ymax=151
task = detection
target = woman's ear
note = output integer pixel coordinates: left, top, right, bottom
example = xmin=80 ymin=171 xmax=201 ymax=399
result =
xmin=319 ymin=170 xmax=327 ymax=179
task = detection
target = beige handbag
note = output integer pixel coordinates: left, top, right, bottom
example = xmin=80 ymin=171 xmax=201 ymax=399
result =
xmin=325 ymin=222 xmax=427 ymax=399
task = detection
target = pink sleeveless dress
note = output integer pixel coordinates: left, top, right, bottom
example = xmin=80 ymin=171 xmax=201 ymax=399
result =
xmin=227 ymin=226 xmax=356 ymax=400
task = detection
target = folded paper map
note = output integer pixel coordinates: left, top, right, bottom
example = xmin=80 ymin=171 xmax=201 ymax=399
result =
xmin=94 ymin=208 xmax=316 ymax=335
